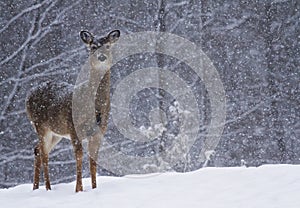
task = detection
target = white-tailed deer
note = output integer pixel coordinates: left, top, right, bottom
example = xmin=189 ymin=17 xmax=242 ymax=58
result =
xmin=26 ymin=29 xmax=120 ymax=192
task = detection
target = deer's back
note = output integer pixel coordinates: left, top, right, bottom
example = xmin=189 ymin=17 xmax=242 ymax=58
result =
xmin=26 ymin=81 xmax=74 ymax=135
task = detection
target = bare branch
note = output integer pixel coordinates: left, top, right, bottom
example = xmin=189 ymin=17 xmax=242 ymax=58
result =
xmin=31 ymin=0 xmax=82 ymax=46
xmin=0 ymin=17 xmax=36 ymax=119
xmin=0 ymin=11 xmax=38 ymax=66
xmin=6 ymin=109 xmax=26 ymax=117
xmin=169 ymin=18 xmax=184 ymax=33
xmin=0 ymin=0 xmax=77 ymax=120
xmin=102 ymin=10 xmax=147 ymax=29
xmin=0 ymin=0 xmax=50 ymax=33
xmin=211 ymin=15 xmax=251 ymax=32
xmin=165 ymin=1 xmax=188 ymax=10
xmin=0 ymin=46 xmax=84 ymax=87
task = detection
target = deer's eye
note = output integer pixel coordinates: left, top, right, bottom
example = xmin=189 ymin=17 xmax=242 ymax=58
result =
xmin=98 ymin=54 xmax=107 ymax=62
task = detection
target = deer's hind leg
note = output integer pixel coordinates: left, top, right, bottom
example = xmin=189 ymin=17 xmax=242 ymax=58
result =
xmin=33 ymin=143 xmax=42 ymax=190
xmin=33 ymin=126 xmax=50 ymax=190
xmin=43 ymin=133 xmax=62 ymax=190
xmin=40 ymin=130 xmax=54 ymax=190
xmin=33 ymin=127 xmax=62 ymax=191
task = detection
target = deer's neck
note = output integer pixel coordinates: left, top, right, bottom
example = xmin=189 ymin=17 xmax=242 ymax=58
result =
xmin=88 ymin=60 xmax=111 ymax=130
xmin=88 ymin=61 xmax=111 ymax=95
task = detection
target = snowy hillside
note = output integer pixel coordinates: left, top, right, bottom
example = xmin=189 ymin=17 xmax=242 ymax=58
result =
xmin=0 ymin=165 xmax=299 ymax=208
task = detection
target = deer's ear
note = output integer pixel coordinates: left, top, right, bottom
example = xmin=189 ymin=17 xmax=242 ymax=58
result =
xmin=108 ymin=30 xmax=120 ymax=43
xmin=80 ymin=30 xmax=94 ymax=44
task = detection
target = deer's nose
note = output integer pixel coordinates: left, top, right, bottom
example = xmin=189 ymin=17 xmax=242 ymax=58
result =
xmin=98 ymin=54 xmax=107 ymax=62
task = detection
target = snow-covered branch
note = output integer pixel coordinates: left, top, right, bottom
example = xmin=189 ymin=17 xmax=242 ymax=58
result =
xmin=0 ymin=0 xmax=50 ymax=33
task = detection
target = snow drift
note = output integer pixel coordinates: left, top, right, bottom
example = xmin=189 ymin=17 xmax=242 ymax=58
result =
xmin=0 ymin=165 xmax=299 ymax=208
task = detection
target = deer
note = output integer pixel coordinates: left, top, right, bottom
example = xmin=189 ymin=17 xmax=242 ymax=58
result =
xmin=25 ymin=29 xmax=120 ymax=192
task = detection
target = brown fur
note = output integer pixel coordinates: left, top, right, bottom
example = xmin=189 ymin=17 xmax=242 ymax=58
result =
xmin=26 ymin=30 xmax=120 ymax=192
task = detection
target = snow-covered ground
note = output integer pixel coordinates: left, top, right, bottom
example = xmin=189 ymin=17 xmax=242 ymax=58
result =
xmin=0 ymin=165 xmax=299 ymax=208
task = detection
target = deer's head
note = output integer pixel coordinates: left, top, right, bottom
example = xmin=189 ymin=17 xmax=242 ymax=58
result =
xmin=80 ymin=30 xmax=120 ymax=68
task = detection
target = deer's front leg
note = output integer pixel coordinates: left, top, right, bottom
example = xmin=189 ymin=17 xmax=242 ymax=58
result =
xmin=88 ymin=133 xmax=102 ymax=189
xmin=89 ymin=156 xmax=97 ymax=189
xmin=71 ymin=135 xmax=83 ymax=192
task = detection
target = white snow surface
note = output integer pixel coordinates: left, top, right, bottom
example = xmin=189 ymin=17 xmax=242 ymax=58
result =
xmin=1 ymin=165 xmax=299 ymax=208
